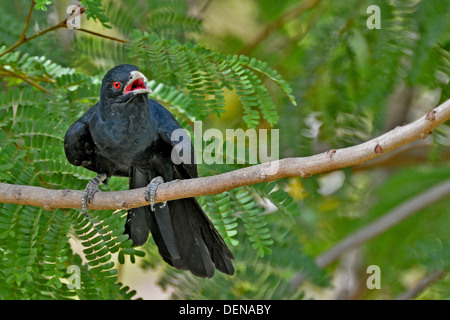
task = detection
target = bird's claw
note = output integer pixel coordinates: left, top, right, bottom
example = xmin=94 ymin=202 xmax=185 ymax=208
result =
xmin=145 ymin=176 xmax=167 ymax=211
xmin=81 ymin=173 xmax=107 ymax=216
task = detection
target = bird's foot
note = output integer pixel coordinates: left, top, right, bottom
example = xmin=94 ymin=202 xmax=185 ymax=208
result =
xmin=81 ymin=173 xmax=107 ymax=216
xmin=144 ymin=176 xmax=167 ymax=211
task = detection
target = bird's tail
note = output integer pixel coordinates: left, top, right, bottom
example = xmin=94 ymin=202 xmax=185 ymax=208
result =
xmin=124 ymin=168 xmax=234 ymax=277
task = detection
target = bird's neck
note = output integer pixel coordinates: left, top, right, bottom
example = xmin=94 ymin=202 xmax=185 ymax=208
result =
xmin=99 ymin=95 xmax=151 ymax=121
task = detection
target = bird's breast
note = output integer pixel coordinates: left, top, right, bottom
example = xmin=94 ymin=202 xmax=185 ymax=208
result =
xmin=92 ymin=113 xmax=157 ymax=167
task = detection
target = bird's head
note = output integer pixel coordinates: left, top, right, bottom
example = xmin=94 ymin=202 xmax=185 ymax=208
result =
xmin=100 ymin=64 xmax=151 ymax=104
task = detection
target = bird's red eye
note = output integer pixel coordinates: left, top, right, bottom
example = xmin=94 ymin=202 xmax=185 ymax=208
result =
xmin=113 ymin=81 xmax=121 ymax=89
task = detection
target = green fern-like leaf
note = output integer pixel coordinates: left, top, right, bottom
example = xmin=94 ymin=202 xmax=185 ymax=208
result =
xmin=81 ymin=0 xmax=112 ymax=29
xmin=127 ymin=31 xmax=296 ymax=127
xmin=200 ymin=193 xmax=240 ymax=247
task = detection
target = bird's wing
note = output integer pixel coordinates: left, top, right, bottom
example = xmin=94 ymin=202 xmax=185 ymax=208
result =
xmin=64 ymin=104 xmax=99 ymax=172
xmin=64 ymin=104 xmax=128 ymax=177
xmin=150 ymin=100 xmax=198 ymax=179
xmin=148 ymin=100 xmax=235 ymax=277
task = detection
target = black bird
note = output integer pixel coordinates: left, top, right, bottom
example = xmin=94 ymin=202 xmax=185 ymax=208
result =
xmin=64 ymin=64 xmax=234 ymax=277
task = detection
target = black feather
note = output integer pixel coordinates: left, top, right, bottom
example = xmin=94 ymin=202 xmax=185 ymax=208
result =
xmin=64 ymin=64 xmax=234 ymax=277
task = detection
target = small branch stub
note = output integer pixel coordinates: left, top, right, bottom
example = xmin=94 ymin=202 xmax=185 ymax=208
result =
xmin=426 ymin=109 xmax=436 ymax=121
xmin=327 ymin=149 xmax=337 ymax=158
xmin=374 ymin=144 xmax=384 ymax=154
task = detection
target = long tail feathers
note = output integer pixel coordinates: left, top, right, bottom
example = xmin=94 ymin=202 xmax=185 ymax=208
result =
xmin=168 ymin=197 xmax=234 ymax=277
xmin=124 ymin=168 xmax=234 ymax=277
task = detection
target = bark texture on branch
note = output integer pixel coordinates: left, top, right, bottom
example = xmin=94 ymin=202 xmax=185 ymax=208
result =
xmin=0 ymin=99 xmax=449 ymax=211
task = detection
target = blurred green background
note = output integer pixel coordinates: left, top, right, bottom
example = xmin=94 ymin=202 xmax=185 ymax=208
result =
xmin=0 ymin=0 xmax=449 ymax=300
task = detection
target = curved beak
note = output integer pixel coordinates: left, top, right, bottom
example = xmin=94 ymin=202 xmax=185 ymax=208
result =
xmin=123 ymin=71 xmax=152 ymax=95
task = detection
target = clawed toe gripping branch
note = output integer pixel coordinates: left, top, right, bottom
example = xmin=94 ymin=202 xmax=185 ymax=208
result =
xmin=81 ymin=173 xmax=107 ymax=216
xmin=144 ymin=176 xmax=167 ymax=211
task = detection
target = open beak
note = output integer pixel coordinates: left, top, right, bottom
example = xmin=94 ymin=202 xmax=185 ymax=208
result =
xmin=123 ymin=71 xmax=152 ymax=95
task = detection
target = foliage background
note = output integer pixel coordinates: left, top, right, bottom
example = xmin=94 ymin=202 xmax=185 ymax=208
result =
xmin=0 ymin=0 xmax=449 ymax=299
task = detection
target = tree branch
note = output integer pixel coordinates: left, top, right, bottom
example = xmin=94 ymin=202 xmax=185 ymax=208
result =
xmin=0 ymin=99 xmax=449 ymax=211
xmin=77 ymin=28 xmax=128 ymax=43
xmin=0 ymin=4 xmax=125 ymax=95
xmin=395 ymin=269 xmax=447 ymax=300
xmin=353 ymin=140 xmax=450 ymax=171
xmin=0 ymin=18 xmax=67 ymax=59
xmin=0 ymin=4 xmax=127 ymax=59
xmin=0 ymin=66 xmax=53 ymax=94
xmin=315 ymin=179 xmax=450 ymax=269
xmin=239 ymin=0 xmax=322 ymax=55
xmin=290 ymin=178 xmax=450 ymax=288
xmin=20 ymin=0 xmax=36 ymax=42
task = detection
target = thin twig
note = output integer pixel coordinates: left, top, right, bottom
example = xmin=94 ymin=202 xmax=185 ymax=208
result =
xmin=196 ymin=0 xmax=214 ymax=18
xmin=0 ymin=4 xmax=126 ymax=57
xmin=0 ymin=20 xmax=67 ymax=58
xmin=396 ymin=269 xmax=447 ymax=300
xmin=291 ymin=178 xmax=450 ymax=288
xmin=0 ymin=66 xmax=52 ymax=94
xmin=315 ymin=180 xmax=450 ymax=269
xmin=239 ymin=0 xmax=322 ymax=55
xmin=0 ymin=0 xmax=36 ymax=57
xmin=20 ymin=0 xmax=36 ymax=42
xmin=0 ymin=3 xmax=126 ymax=94
xmin=77 ymin=28 xmax=128 ymax=43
